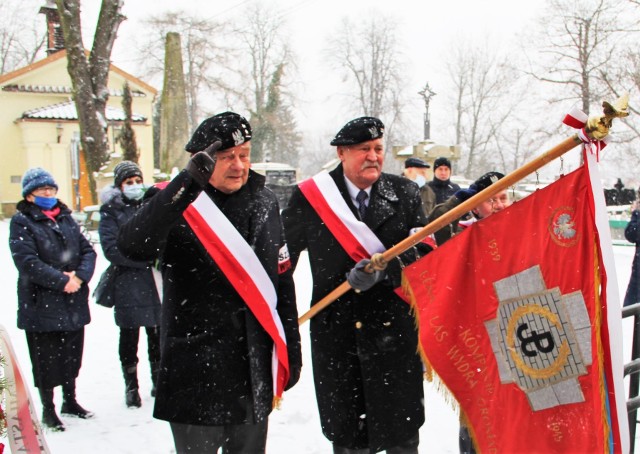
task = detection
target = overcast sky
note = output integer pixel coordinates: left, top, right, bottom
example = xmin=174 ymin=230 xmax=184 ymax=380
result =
xmin=81 ymin=0 xmax=545 ymax=141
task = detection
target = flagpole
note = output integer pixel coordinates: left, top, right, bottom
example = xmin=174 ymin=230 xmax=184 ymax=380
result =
xmin=298 ymin=135 xmax=583 ymax=325
xmin=299 ymin=93 xmax=629 ymax=325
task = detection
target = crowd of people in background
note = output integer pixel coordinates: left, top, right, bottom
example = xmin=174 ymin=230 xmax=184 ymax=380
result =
xmin=8 ymin=111 xmax=531 ymax=453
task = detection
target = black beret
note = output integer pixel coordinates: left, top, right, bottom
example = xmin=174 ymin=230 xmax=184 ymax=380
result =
xmin=404 ymin=157 xmax=430 ymax=169
xmin=433 ymin=157 xmax=452 ymax=169
xmin=185 ymin=111 xmax=252 ymax=153
xmin=473 ymin=171 xmax=505 ymax=192
xmin=330 ymin=116 xmax=384 ymax=146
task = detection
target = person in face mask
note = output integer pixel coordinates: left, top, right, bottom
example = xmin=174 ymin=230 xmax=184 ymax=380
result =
xmin=403 ymin=157 xmax=437 ymax=216
xmin=98 ymin=160 xmax=161 ymax=409
xmin=9 ymin=167 xmax=97 ymax=432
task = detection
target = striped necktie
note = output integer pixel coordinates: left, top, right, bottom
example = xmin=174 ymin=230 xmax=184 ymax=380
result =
xmin=356 ymin=190 xmax=368 ymax=221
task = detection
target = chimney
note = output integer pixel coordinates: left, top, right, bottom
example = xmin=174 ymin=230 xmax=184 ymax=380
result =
xmin=39 ymin=0 xmax=65 ymax=55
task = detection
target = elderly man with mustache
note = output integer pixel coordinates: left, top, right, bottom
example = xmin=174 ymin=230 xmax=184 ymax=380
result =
xmin=283 ymin=117 xmax=432 ymax=454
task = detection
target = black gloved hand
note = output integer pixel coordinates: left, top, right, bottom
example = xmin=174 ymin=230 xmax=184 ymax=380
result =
xmin=347 ymin=259 xmax=385 ymax=292
xmin=454 ymin=171 xmax=505 ymax=202
xmin=185 ymin=141 xmax=222 ymax=187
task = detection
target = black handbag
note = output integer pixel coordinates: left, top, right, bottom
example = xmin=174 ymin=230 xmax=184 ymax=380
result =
xmin=93 ymin=265 xmax=117 ymax=307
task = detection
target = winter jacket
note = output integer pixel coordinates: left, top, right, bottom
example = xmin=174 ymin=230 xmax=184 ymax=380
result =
xmin=428 ymin=177 xmax=460 ymax=204
xmin=116 ymin=169 xmax=302 ymax=426
xmin=624 ymin=209 xmax=640 ymax=307
xmin=9 ymin=200 xmax=96 ymax=332
xmin=419 ymin=183 xmax=437 ymax=216
xmin=98 ymin=186 xmax=161 ymax=328
xmin=282 ymin=164 xmax=429 ymax=452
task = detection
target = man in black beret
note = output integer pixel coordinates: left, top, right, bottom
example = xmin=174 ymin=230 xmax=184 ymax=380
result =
xmin=283 ymin=116 xmax=431 ymax=453
xmin=428 ymin=156 xmax=460 ymax=205
xmin=428 ymin=171 xmax=510 ymax=245
xmin=403 ymin=157 xmax=437 ymax=216
xmin=117 ymin=111 xmax=302 ymax=453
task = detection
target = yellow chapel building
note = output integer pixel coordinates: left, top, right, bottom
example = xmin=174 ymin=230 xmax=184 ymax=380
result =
xmin=0 ymin=4 xmax=157 ymax=217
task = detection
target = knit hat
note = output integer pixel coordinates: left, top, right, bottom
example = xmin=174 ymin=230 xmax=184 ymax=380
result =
xmin=330 ymin=117 xmax=384 ymax=146
xmin=21 ymin=167 xmax=58 ymax=197
xmin=114 ymin=161 xmax=143 ymax=188
xmin=185 ymin=111 xmax=252 ymax=153
xmin=433 ymin=157 xmax=452 ymax=170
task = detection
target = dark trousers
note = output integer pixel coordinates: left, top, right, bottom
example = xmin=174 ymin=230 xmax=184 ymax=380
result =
xmin=333 ymin=432 xmax=419 ymax=454
xmin=118 ymin=326 xmax=160 ymax=366
xmin=25 ymin=329 xmax=84 ymax=389
xmin=170 ymin=420 xmax=268 ymax=454
xmin=459 ymin=425 xmax=476 ymax=454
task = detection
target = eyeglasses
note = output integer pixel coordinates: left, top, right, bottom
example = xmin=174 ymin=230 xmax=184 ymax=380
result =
xmin=32 ymin=186 xmax=58 ymax=195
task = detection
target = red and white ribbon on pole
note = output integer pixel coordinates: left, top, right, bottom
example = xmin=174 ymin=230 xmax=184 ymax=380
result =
xmin=562 ymin=107 xmax=611 ymax=160
xmin=0 ymin=325 xmax=50 ymax=454
xmin=183 ymin=194 xmax=289 ymax=404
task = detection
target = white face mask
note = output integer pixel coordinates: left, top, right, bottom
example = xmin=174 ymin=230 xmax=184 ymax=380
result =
xmin=413 ymin=174 xmax=427 ymax=188
xmin=122 ymin=184 xmax=145 ymax=201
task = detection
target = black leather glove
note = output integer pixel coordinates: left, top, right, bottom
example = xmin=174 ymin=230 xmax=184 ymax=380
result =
xmin=347 ymin=259 xmax=385 ymax=292
xmin=185 ymin=141 xmax=222 ymax=187
xmin=454 ymin=171 xmax=504 ymax=202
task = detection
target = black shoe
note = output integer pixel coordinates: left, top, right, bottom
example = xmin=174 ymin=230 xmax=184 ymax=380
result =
xmin=126 ymin=388 xmax=142 ymax=408
xmin=42 ymin=407 xmax=65 ymax=432
xmin=61 ymin=400 xmax=94 ymax=419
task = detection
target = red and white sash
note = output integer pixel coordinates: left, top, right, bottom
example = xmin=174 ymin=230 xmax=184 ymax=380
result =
xmin=183 ymin=193 xmax=289 ymax=404
xmin=0 ymin=325 xmax=51 ymax=453
xmin=298 ymin=172 xmax=385 ymax=262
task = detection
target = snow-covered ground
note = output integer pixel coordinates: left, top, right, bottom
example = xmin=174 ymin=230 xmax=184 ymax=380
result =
xmin=0 ymin=218 xmax=636 ymax=453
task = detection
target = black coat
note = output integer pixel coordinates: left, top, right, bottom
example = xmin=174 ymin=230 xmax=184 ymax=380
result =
xmin=9 ymin=200 xmax=96 ymax=332
xmin=428 ymin=177 xmax=460 ymax=204
xmin=624 ymin=209 xmax=640 ymax=307
xmin=282 ymin=165 xmax=428 ymax=452
xmin=117 ymin=170 xmax=302 ymax=426
xmin=98 ymin=186 xmax=161 ymax=328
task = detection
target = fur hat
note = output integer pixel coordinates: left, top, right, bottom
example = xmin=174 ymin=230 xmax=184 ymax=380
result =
xmin=114 ymin=161 xmax=143 ymax=188
xmin=185 ymin=111 xmax=252 ymax=153
xmin=22 ymin=167 xmax=58 ymax=197
xmin=330 ymin=116 xmax=384 ymax=146
xmin=404 ymin=157 xmax=430 ymax=169
xmin=433 ymin=157 xmax=452 ymax=170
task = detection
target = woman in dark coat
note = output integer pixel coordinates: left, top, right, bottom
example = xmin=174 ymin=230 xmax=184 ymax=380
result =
xmin=98 ymin=161 xmax=161 ymax=408
xmin=624 ymin=201 xmax=640 ymax=307
xmin=9 ymin=168 xmax=97 ymax=432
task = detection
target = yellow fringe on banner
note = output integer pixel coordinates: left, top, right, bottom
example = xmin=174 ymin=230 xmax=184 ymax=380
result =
xmin=400 ymin=270 xmax=459 ymax=412
xmin=593 ymin=241 xmax=611 ymax=454
xmin=272 ymin=395 xmax=282 ymax=410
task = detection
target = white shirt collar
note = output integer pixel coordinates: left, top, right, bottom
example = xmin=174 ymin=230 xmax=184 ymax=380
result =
xmin=343 ymin=176 xmax=371 ymax=207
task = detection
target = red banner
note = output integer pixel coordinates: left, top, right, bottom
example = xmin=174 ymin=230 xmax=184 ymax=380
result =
xmin=402 ymin=164 xmax=626 ymax=452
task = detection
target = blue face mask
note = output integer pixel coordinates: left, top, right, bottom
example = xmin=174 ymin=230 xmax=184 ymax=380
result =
xmin=122 ymin=184 xmax=146 ymax=201
xmin=413 ymin=174 xmax=427 ymax=188
xmin=33 ymin=196 xmax=57 ymax=210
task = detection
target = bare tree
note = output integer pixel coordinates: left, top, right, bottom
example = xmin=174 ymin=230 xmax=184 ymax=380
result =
xmin=446 ymin=39 xmax=520 ymax=177
xmin=55 ymin=0 xmax=125 ymax=202
xmin=118 ymin=82 xmax=138 ymax=162
xmin=525 ymin=0 xmax=637 ymax=114
xmin=235 ymin=2 xmax=300 ymax=165
xmin=324 ymin=13 xmax=409 ymax=148
xmin=0 ymin=0 xmax=47 ymax=74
